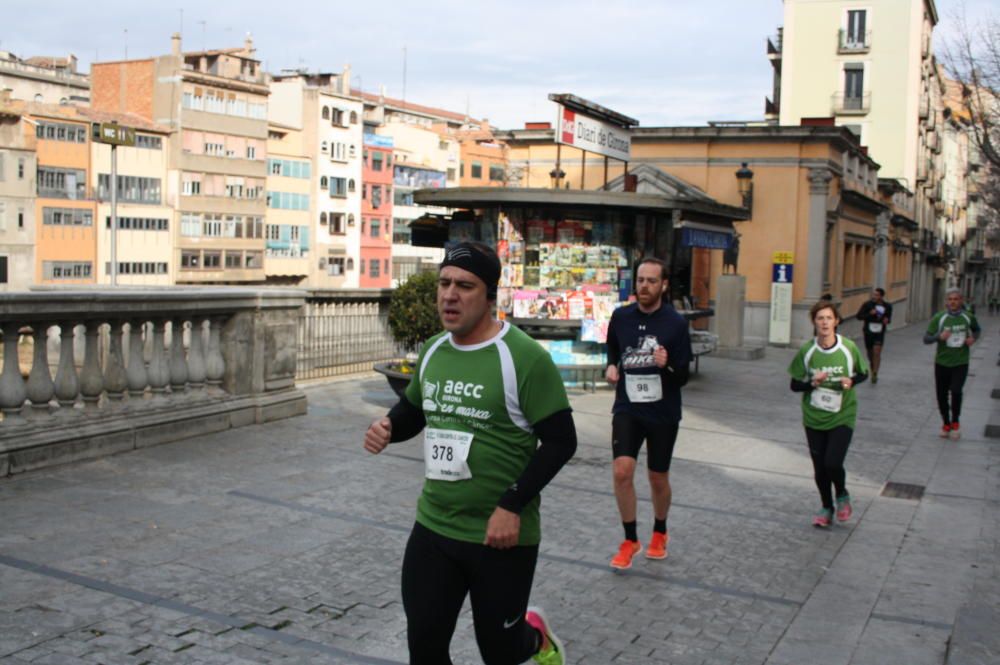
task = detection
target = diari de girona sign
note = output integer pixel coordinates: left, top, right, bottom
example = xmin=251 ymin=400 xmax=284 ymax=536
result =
xmin=556 ymin=105 xmax=631 ymax=162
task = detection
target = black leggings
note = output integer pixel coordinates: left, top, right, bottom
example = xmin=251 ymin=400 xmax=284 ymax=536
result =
xmin=401 ymin=521 xmax=540 ymax=665
xmin=805 ymin=426 xmax=853 ymax=509
xmin=934 ymin=363 xmax=969 ymax=425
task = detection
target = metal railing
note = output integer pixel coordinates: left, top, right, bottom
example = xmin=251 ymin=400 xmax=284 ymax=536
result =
xmin=838 ymin=29 xmax=871 ymax=53
xmin=832 ymin=92 xmax=871 ymax=114
xmin=297 ymin=291 xmax=403 ymax=380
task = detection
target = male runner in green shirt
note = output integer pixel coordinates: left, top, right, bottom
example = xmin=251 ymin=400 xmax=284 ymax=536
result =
xmin=364 ymin=241 xmax=576 ymax=665
xmin=924 ymin=288 xmax=980 ymax=440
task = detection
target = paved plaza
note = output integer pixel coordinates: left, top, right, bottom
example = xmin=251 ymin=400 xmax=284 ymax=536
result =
xmin=1 ymin=316 xmax=998 ymax=665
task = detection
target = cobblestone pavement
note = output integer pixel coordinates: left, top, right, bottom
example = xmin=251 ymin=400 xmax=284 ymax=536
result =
xmin=1 ymin=317 xmax=998 ymax=665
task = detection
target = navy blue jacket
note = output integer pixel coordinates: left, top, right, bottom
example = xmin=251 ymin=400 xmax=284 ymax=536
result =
xmin=606 ymin=302 xmax=692 ymax=423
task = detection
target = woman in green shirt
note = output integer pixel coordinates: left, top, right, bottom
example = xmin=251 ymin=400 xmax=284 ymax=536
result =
xmin=788 ymin=301 xmax=869 ymax=527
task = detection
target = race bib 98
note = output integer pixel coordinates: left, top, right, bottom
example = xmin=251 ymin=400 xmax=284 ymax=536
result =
xmin=625 ymin=373 xmax=663 ymax=403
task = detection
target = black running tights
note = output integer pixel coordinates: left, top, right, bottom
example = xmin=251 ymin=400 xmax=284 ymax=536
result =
xmin=805 ymin=426 xmax=854 ymax=509
xmin=934 ymin=363 xmax=969 ymax=425
xmin=401 ymin=521 xmax=540 ymax=665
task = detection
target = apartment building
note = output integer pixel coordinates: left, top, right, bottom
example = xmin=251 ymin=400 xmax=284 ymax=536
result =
xmin=358 ymin=91 xmax=475 ymax=283
xmin=0 ymin=52 xmax=90 ymax=105
xmin=0 ymin=93 xmax=36 ymax=290
xmin=769 ymin=0 xmax=945 ymax=317
xmin=269 ymin=72 xmax=364 ymax=288
xmin=91 ymin=110 xmax=173 ymax=285
xmin=91 ymin=34 xmax=269 ymax=284
xmin=455 ymin=120 xmax=510 ymax=187
xmin=264 ymin=121 xmax=312 ymax=284
xmin=361 ymin=132 xmax=393 ymax=288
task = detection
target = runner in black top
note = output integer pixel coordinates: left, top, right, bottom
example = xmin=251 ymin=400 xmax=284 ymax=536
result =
xmin=604 ymin=257 xmax=692 ymax=570
xmin=855 ymin=288 xmax=892 ymax=384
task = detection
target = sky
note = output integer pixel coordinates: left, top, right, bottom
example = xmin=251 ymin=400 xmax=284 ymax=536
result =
xmin=1 ymin=0 xmax=995 ymax=130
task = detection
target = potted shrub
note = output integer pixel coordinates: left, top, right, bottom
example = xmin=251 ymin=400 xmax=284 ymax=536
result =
xmin=374 ymin=270 xmax=441 ymax=396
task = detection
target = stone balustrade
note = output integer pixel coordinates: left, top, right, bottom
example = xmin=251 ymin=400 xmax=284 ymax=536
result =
xmin=0 ymin=288 xmax=307 ymax=475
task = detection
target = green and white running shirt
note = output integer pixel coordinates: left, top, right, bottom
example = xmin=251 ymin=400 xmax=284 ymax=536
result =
xmin=926 ymin=310 xmax=979 ymax=367
xmin=787 ymin=335 xmax=868 ymax=431
xmin=404 ymin=321 xmax=570 ymax=546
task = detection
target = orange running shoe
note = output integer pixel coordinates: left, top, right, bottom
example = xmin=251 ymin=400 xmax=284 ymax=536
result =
xmin=645 ymin=530 xmax=669 ymax=559
xmin=610 ymin=540 xmax=641 ymax=570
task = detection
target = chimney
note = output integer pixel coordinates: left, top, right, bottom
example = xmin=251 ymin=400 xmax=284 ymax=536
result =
xmin=67 ymin=54 xmax=78 ymax=72
xmin=171 ymin=33 xmax=181 ymax=56
xmin=341 ymin=63 xmax=351 ymax=95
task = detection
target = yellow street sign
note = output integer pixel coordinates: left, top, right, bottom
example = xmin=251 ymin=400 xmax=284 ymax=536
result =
xmin=772 ymin=251 xmax=794 ymax=264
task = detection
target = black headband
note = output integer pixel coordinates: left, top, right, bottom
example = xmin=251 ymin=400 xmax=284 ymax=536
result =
xmin=440 ymin=243 xmax=501 ymax=299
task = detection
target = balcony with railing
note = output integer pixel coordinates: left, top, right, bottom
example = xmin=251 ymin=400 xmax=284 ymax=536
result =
xmin=832 ymin=92 xmax=871 ymax=115
xmin=838 ymin=29 xmax=871 ymax=53
xmin=0 ymin=289 xmax=306 ymax=475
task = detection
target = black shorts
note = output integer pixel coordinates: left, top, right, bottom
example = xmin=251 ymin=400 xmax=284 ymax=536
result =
xmin=863 ymin=329 xmax=885 ymax=349
xmin=612 ymin=412 xmax=679 ymax=472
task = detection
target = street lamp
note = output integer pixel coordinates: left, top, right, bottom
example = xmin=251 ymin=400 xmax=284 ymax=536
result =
xmin=549 ymin=167 xmax=566 ymax=189
xmin=735 ymin=162 xmax=754 ymax=212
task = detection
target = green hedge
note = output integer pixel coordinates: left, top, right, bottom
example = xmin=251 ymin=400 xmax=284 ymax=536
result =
xmin=388 ymin=271 xmax=442 ymax=352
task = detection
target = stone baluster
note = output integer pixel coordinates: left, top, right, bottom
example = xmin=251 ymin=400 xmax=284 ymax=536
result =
xmin=187 ymin=318 xmax=207 ymax=393
xmin=103 ymin=320 xmax=128 ymax=404
xmin=0 ymin=323 xmax=27 ymax=423
xmin=126 ymin=320 xmax=148 ymax=403
xmin=53 ymin=322 xmax=79 ymax=416
xmin=147 ymin=319 xmax=170 ymax=404
xmin=169 ymin=319 xmax=189 ymax=396
xmin=78 ymin=322 xmax=104 ymax=412
xmin=205 ymin=316 xmax=226 ymax=396
xmin=26 ymin=324 xmax=56 ymax=418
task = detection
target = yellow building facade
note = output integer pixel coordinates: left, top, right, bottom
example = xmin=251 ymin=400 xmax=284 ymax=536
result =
xmin=500 ymin=125 xmax=915 ymax=346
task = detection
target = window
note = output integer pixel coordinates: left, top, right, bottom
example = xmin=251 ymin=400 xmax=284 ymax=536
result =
xmin=203 ymin=215 xmax=223 ymax=237
xmin=330 ymin=213 xmax=345 ymax=234
xmin=246 ymin=145 xmax=256 ymax=160
xmin=270 ymin=160 xmax=282 ymax=175
xmin=181 ymin=213 xmax=202 ymax=237
xmin=320 ymin=176 xmax=328 ymax=189
xmin=348 ymin=179 xmax=356 ymax=193
xmin=181 ymin=250 xmax=200 ymax=269
xmin=135 ymin=134 xmax=163 ymax=150
xmin=846 ymin=9 xmax=867 ymax=46
xmin=372 ymin=152 xmax=383 ymax=171
xmin=37 ymin=167 xmax=86 ymax=199
xmin=0 ymin=256 xmax=7 ymax=284
xmin=369 ymin=259 xmax=380 ymax=278
xmin=459 ymin=161 xmax=464 ymax=177
xmin=347 ymin=214 xmax=355 ymax=227
xmin=844 ymin=64 xmax=864 ymax=109
xmin=350 ymin=111 xmax=358 ymax=124
xmin=489 ymin=164 xmax=505 ymax=182
xmin=203 ymin=251 xmax=222 ymax=269
xmin=43 ymin=207 xmax=93 ymax=226
xmin=183 ymin=175 xmax=202 ymax=196
xmin=371 ymin=185 xmax=382 ymax=208
xmin=104 ymin=216 xmax=169 ymax=231
xmin=266 ymin=224 xmax=281 ymax=241
xmin=384 ymin=259 xmax=389 ymax=273
xmin=99 ymin=175 xmax=162 ymax=204
xmin=471 ymin=162 xmax=483 ymax=178
xmin=393 ymin=218 xmax=411 ymax=244
xmin=17 ymin=210 xmax=24 ymax=229
xmin=320 ymin=212 xmax=328 ymax=225
xmin=329 ymin=177 xmax=347 ymax=198
xmin=43 ymin=261 xmax=92 ymax=280
xmin=329 ymin=257 xmax=345 ymax=276
xmin=370 ymin=218 xmax=381 ymax=238
xmin=447 ymin=168 xmax=457 ymax=181
xmin=245 ymin=216 xmax=263 ymax=239
xmin=18 ymin=158 xmax=25 ymax=180
xmin=322 ymin=106 xmax=330 ymax=120
xmin=347 ymin=258 xmax=354 ymax=271
xmin=35 ymin=121 xmax=87 ymax=143
xmin=244 ymin=251 xmax=262 ymax=269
